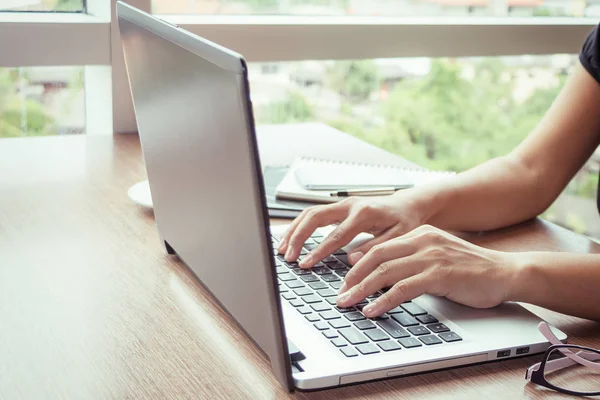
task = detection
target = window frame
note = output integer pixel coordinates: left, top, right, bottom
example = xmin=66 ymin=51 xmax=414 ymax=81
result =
xmin=0 ymin=0 xmax=597 ymax=134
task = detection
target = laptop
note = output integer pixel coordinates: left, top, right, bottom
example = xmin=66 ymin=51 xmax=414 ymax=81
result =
xmin=116 ymin=2 xmax=566 ymax=391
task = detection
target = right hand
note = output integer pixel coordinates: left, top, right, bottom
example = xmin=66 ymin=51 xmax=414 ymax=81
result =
xmin=277 ymin=192 xmax=427 ymax=269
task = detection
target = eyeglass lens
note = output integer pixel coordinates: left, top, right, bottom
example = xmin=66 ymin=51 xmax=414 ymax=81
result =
xmin=543 ymin=348 xmax=600 ymax=395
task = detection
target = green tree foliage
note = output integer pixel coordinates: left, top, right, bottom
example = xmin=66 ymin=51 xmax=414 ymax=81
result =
xmin=358 ymin=59 xmax=562 ymax=172
xmin=53 ymin=0 xmax=83 ymax=12
xmin=257 ymin=91 xmax=314 ymax=124
xmin=0 ymin=69 xmax=57 ymax=138
xmin=329 ymin=60 xmax=380 ymax=102
xmin=243 ymin=0 xmax=278 ymax=10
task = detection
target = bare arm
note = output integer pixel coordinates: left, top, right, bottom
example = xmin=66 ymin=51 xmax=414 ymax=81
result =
xmin=511 ymin=252 xmax=600 ymax=321
xmin=416 ymin=62 xmax=600 ymax=231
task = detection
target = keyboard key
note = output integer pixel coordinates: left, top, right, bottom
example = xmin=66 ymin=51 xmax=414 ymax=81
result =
xmin=420 ymin=335 xmax=443 ymax=345
xmin=276 ymin=266 xmax=287 ymax=274
xmin=331 ymin=338 xmax=347 ymax=347
xmin=287 ymin=261 xmax=300 ymax=268
xmin=377 ymin=319 xmax=410 ymax=339
xmin=321 ymin=255 xmax=338 ymax=263
xmin=293 ymin=287 xmax=312 ymax=296
xmin=370 ymin=313 xmax=390 ymax=320
xmin=417 ymin=314 xmax=438 ymax=324
xmin=321 ymin=274 xmax=341 ymax=283
xmin=278 ymin=284 xmax=288 ymax=293
xmin=378 ymin=341 xmax=402 ymax=352
xmin=305 ymin=314 xmax=320 ymax=322
xmin=335 ymin=306 xmax=355 ymax=313
xmin=285 ymin=280 xmax=304 ymax=289
xmin=356 ymin=344 xmax=380 ymax=355
xmin=336 ymin=270 xmax=349 ymax=278
xmin=308 ymin=281 xmax=328 ymax=290
xmin=300 ymin=275 xmax=320 ymax=283
xmin=300 ymin=248 xmax=308 ymax=255
xmin=392 ymin=313 xmax=419 ymax=327
xmin=317 ymin=288 xmax=337 ymax=298
xmin=339 ymin=327 xmax=368 ymax=345
xmin=329 ymin=281 xmax=343 ymax=290
xmin=302 ymin=294 xmax=322 ymax=304
xmin=281 ymin=293 xmax=296 ymax=300
xmin=296 ymin=306 xmax=312 ymax=315
xmin=319 ymin=310 xmax=341 ymax=320
xmin=322 ymin=330 xmax=339 ymax=339
xmin=333 ymin=249 xmax=347 ymax=256
xmin=292 ymin=268 xmax=312 ymax=276
xmin=289 ymin=299 xmax=304 ymax=307
xmin=325 ymin=298 xmax=338 ymax=305
xmin=278 ymin=273 xmax=296 ymax=282
xmin=336 ymin=254 xmax=351 ymax=266
xmin=311 ymin=231 xmax=323 ymax=238
xmin=367 ymin=293 xmax=382 ymax=300
xmin=344 ymin=312 xmax=366 ymax=322
xmin=329 ymin=319 xmax=351 ymax=329
xmin=399 ymin=337 xmax=423 ymax=349
xmin=313 ymin=266 xmax=332 ymax=275
xmin=407 ymin=326 xmax=431 ymax=336
xmin=313 ymin=237 xmax=324 ymax=244
xmin=340 ymin=347 xmax=358 ymax=357
xmin=314 ymin=321 xmax=329 ymax=331
xmin=439 ymin=332 xmax=462 ymax=342
xmin=427 ymin=323 xmax=450 ymax=333
xmin=327 ymin=260 xmax=347 ymax=270
xmin=364 ymin=328 xmax=389 ymax=342
xmin=310 ymin=303 xmax=331 ymax=312
xmin=401 ymin=302 xmax=427 ymax=316
xmin=354 ymin=320 xmax=376 ymax=330
xmin=304 ymin=243 xmax=318 ymax=251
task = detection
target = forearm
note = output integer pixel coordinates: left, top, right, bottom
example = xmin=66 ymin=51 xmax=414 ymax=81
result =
xmin=409 ymin=153 xmax=551 ymax=232
xmin=508 ymin=251 xmax=600 ymax=321
xmin=407 ymin=63 xmax=600 ymax=232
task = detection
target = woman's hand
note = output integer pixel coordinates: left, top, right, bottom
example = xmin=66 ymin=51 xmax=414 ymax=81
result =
xmin=277 ymin=191 xmax=428 ymax=268
xmin=337 ymin=224 xmax=521 ymax=318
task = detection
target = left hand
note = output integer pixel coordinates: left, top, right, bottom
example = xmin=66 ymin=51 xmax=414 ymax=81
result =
xmin=336 ymin=224 xmax=521 ymax=318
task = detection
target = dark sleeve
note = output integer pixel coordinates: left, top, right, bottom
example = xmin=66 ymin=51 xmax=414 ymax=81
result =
xmin=580 ymin=24 xmax=600 ymax=84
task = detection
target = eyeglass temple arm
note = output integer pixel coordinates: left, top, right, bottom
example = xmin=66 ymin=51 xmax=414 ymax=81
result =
xmin=526 ymin=322 xmax=600 ymax=380
xmin=538 ymin=322 xmax=600 ymax=369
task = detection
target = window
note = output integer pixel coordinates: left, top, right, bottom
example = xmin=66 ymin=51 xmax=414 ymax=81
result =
xmin=248 ymin=55 xmax=600 ymax=239
xmin=1 ymin=0 xmax=598 ymax=238
xmin=0 ymin=0 xmax=85 ymax=12
xmin=0 ymin=66 xmax=85 ymax=137
xmin=152 ymin=0 xmax=588 ymax=17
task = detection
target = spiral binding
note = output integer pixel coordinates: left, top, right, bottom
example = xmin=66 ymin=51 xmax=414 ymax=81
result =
xmin=298 ymin=156 xmax=455 ymax=175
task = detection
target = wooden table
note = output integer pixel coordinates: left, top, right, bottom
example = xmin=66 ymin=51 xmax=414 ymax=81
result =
xmin=0 ymin=124 xmax=599 ymax=399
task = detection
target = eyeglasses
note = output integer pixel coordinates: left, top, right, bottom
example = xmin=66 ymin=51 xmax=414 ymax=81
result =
xmin=526 ymin=322 xmax=600 ymax=396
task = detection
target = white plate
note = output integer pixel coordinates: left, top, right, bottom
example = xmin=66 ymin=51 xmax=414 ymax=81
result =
xmin=128 ymin=180 xmax=153 ymax=209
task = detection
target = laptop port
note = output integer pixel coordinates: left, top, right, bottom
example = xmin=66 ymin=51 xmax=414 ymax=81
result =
xmin=497 ymin=350 xmax=511 ymax=358
xmin=516 ymin=347 xmax=530 ymax=355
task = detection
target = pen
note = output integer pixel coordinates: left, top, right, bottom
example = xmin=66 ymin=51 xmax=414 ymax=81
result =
xmin=330 ymin=186 xmax=413 ymax=197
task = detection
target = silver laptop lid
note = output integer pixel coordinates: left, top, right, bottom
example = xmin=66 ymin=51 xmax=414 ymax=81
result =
xmin=116 ymin=2 xmax=293 ymax=390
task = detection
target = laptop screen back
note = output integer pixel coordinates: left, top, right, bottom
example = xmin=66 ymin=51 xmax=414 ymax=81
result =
xmin=117 ymin=2 xmax=292 ymax=390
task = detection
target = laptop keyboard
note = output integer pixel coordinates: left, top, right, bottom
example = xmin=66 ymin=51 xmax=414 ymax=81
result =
xmin=272 ymin=231 xmax=463 ymax=358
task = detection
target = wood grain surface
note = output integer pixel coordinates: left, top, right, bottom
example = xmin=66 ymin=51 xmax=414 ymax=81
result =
xmin=0 ymin=125 xmax=598 ymax=400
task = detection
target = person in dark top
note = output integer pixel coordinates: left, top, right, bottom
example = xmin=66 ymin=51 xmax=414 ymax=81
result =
xmin=278 ymin=25 xmax=600 ymax=322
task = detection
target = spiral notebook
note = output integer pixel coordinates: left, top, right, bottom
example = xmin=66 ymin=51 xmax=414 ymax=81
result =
xmin=275 ymin=157 xmax=456 ymax=204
